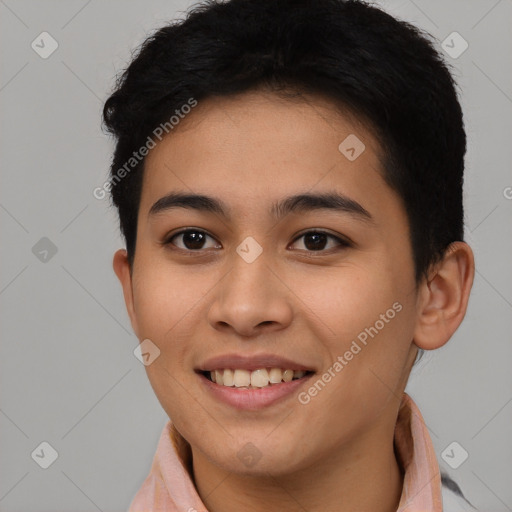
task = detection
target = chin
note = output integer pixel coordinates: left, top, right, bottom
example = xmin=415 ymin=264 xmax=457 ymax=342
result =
xmin=202 ymin=433 xmax=311 ymax=476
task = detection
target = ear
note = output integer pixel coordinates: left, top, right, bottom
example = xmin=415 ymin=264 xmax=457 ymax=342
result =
xmin=113 ymin=249 xmax=140 ymax=337
xmin=413 ymin=241 xmax=475 ymax=350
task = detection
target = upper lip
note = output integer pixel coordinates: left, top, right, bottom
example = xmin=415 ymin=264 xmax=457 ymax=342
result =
xmin=197 ymin=353 xmax=316 ymax=372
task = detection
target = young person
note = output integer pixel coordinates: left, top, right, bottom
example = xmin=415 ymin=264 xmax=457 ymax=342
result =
xmin=102 ymin=1 xmax=476 ymax=510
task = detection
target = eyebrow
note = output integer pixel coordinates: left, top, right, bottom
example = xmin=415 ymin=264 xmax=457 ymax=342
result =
xmin=149 ymin=191 xmax=373 ymax=223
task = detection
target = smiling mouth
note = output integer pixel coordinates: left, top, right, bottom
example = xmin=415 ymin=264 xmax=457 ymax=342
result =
xmin=200 ymin=368 xmax=314 ymax=389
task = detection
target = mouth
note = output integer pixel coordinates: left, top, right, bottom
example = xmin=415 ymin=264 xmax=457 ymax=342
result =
xmin=199 ymin=368 xmax=315 ymax=389
xmin=196 ymin=359 xmax=316 ymax=410
xmin=195 ymin=353 xmax=316 ymax=409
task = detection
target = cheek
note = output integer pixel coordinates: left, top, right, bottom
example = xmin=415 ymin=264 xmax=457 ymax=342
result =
xmin=298 ymin=266 xmax=415 ymax=402
xmin=130 ymin=261 xmax=211 ymax=423
xmin=132 ymin=258 xmax=201 ymax=338
xmin=299 ymin=267 xmax=405 ymax=346
xmin=129 ymin=265 xmax=202 ymax=388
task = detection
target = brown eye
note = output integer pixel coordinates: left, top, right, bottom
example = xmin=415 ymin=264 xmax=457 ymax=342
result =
xmin=166 ymin=229 xmax=220 ymax=251
xmin=290 ymin=231 xmax=350 ymax=252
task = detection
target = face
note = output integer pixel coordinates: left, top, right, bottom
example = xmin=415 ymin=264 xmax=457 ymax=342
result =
xmin=116 ymin=90 xmax=422 ymax=476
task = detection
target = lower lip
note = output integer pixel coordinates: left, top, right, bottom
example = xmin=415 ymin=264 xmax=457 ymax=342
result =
xmin=198 ymin=372 xmax=314 ymax=410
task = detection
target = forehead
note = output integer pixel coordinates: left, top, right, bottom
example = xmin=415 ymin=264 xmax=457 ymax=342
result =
xmin=140 ymin=90 xmax=395 ymax=220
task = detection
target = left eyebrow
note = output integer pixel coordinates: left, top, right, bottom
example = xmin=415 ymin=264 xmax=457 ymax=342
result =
xmin=149 ymin=191 xmax=374 ymax=224
xmin=270 ymin=192 xmax=374 ymax=224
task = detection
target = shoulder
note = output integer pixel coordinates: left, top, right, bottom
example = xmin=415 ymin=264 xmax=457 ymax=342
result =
xmin=441 ymin=472 xmax=477 ymax=512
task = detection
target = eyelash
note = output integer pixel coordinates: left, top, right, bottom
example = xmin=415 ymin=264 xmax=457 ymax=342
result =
xmin=163 ymin=228 xmax=352 ymax=255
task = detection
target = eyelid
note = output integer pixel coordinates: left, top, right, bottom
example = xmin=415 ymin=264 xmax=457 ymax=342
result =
xmin=291 ymin=228 xmax=353 ymax=247
xmin=163 ymin=227 xmax=353 ymax=253
xmin=162 ymin=228 xmax=219 ymax=249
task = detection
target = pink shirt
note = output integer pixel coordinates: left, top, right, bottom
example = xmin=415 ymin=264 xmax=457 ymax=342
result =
xmin=128 ymin=393 xmax=445 ymax=511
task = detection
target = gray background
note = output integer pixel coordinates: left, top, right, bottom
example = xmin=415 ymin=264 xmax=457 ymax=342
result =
xmin=0 ymin=0 xmax=511 ymax=511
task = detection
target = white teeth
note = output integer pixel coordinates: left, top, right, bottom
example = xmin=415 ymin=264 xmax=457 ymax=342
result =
xmin=269 ymin=368 xmax=283 ymax=383
xmin=233 ymin=369 xmax=251 ymax=387
xmin=282 ymin=369 xmax=294 ymax=382
xmin=207 ymin=368 xmax=309 ymax=388
xmin=251 ymin=369 xmax=269 ymax=387
xmin=223 ymin=369 xmax=234 ymax=386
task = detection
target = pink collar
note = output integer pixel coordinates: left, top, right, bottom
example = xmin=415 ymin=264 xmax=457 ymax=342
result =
xmin=128 ymin=392 xmax=442 ymax=512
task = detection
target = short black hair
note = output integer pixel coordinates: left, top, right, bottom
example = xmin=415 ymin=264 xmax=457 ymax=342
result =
xmin=103 ymin=0 xmax=466 ymax=283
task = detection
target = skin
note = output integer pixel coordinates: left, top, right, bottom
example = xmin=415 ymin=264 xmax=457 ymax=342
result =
xmin=114 ymin=90 xmax=475 ymax=512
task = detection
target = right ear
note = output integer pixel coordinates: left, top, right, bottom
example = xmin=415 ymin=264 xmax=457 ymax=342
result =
xmin=113 ymin=249 xmax=140 ymax=337
xmin=412 ymin=241 xmax=474 ymax=351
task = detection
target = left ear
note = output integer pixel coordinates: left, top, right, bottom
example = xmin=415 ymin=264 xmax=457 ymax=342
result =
xmin=413 ymin=241 xmax=475 ymax=350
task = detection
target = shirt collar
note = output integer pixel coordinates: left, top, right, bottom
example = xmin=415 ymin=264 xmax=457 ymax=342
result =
xmin=128 ymin=392 xmax=442 ymax=511
xmin=394 ymin=393 xmax=443 ymax=511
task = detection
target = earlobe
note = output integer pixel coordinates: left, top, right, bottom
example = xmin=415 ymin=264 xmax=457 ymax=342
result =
xmin=113 ymin=249 xmax=139 ymax=337
xmin=413 ymin=241 xmax=475 ymax=350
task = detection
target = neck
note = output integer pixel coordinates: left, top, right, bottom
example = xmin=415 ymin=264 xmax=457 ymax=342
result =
xmin=191 ymin=419 xmax=403 ymax=512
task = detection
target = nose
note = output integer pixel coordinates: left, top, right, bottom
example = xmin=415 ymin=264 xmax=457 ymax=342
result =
xmin=207 ymin=250 xmax=293 ymax=338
